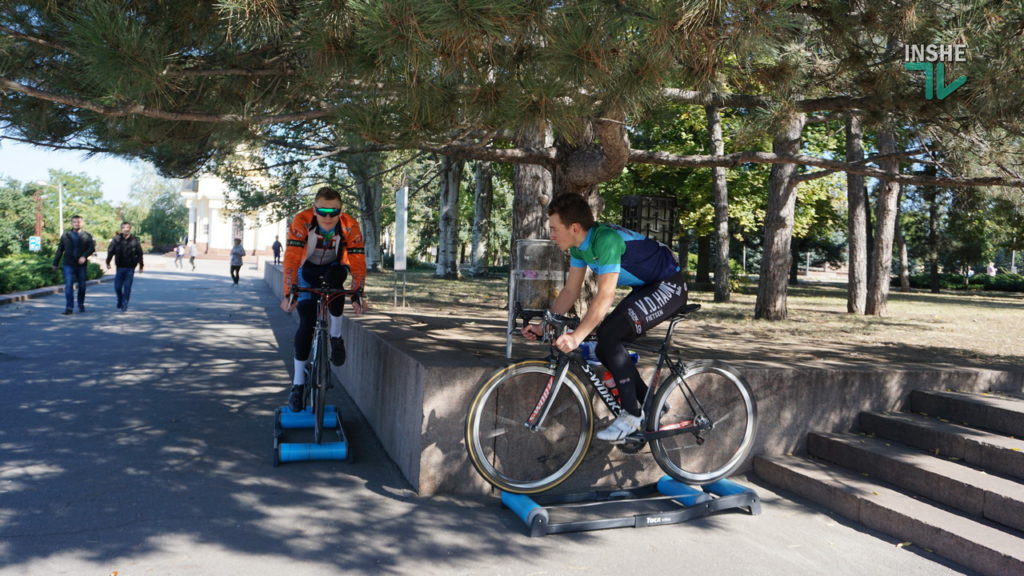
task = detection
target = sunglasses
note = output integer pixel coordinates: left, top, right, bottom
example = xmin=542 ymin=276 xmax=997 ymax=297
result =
xmin=314 ymin=206 xmax=341 ymax=217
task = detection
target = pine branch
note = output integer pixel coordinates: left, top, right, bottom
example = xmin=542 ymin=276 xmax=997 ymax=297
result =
xmin=629 ymin=148 xmax=1024 ymax=188
xmin=0 ymin=77 xmax=334 ymax=124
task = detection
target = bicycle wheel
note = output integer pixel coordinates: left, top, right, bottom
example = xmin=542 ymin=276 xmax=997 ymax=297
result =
xmin=465 ymin=359 xmax=594 ymax=494
xmin=650 ymin=360 xmax=757 ymax=484
xmin=311 ymin=329 xmax=331 ymax=444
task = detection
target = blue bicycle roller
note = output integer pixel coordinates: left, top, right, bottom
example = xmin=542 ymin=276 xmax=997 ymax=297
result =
xmin=278 ymin=441 xmax=348 ymax=462
xmin=657 ymin=476 xmax=712 ymax=507
xmin=278 ymin=406 xmax=338 ymax=429
xmin=501 ymin=492 xmax=549 ymax=530
xmin=702 ymin=478 xmax=753 ymax=498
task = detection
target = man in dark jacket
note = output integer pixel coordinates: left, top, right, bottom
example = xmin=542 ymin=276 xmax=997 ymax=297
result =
xmin=52 ymin=215 xmax=96 ymax=315
xmin=105 ymin=222 xmax=145 ymax=312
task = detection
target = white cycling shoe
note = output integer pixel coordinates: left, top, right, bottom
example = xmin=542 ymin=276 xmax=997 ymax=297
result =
xmin=596 ymin=412 xmax=643 ymax=443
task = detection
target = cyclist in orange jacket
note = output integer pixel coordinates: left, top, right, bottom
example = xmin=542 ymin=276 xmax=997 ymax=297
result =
xmin=280 ymin=186 xmax=367 ymax=411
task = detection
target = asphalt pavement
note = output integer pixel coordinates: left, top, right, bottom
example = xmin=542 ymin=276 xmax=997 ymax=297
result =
xmin=0 ymin=255 xmax=978 ymax=575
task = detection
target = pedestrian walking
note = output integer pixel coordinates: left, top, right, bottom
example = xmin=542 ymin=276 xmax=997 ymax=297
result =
xmin=189 ymin=242 xmax=198 ymax=271
xmin=52 ymin=215 xmax=96 ymax=315
xmin=272 ymin=236 xmax=283 ymax=265
xmin=230 ymin=238 xmax=245 ymax=285
xmin=105 ymin=221 xmax=144 ymax=312
xmin=174 ymin=243 xmax=185 ymax=269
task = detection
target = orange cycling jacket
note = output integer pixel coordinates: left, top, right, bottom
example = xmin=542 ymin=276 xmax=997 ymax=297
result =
xmin=282 ymin=207 xmax=366 ymax=298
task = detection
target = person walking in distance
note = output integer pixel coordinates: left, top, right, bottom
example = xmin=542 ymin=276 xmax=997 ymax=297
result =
xmin=52 ymin=215 xmax=96 ymax=315
xmin=174 ymin=243 xmax=185 ymax=269
xmin=280 ymin=186 xmax=367 ymax=412
xmin=189 ymin=242 xmax=198 ymax=271
xmin=522 ymin=193 xmax=688 ymax=443
xmin=105 ymin=221 xmax=144 ymax=312
xmin=229 ymin=238 xmax=245 ymax=285
xmin=272 ymin=236 xmax=283 ymax=265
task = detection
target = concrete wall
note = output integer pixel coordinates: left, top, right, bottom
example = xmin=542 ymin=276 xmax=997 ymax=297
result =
xmin=263 ymin=266 xmax=1024 ymax=496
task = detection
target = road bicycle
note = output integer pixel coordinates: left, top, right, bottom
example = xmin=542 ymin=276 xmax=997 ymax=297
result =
xmin=465 ymin=305 xmax=757 ymax=494
xmin=287 ymin=281 xmax=361 ymax=445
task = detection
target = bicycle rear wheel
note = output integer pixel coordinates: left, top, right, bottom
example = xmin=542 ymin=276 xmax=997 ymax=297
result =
xmin=465 ymin=360 xmax=594 ymax=494
xmin=310 ymin=329 xmax=331 ymax=444
xmin=650 ymin=360 xmax=757 ymax=484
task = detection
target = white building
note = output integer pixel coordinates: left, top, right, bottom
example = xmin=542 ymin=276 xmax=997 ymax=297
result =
xmin=180 ymin=175 xmax=288 ymax=257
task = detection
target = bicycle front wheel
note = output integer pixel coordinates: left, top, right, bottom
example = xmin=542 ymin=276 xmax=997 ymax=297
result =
xmin=465 ymin=360 xmax=594 ymax=494
xmin=650 ymin=360 xmax=757 ymax=484
xmin=311 ymin=330 xmax=331 ymax=444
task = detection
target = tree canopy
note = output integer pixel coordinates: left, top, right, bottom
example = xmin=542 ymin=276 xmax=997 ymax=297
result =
xmin=3 ymin=0 xmax=1024 ymax=316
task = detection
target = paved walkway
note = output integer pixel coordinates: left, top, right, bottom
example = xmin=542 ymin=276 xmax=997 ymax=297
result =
xmin=0 ymin=256 xmax=977 ymax=575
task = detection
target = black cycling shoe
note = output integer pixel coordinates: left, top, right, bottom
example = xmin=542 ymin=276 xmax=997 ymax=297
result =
xmin=287 ymin=385 xmax=305 ymax=412
xmin=330 ymin=337 xmax=346 ymax=366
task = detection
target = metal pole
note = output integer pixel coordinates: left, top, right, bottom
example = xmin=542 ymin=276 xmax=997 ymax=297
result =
xmin=34 ymin=190 xmax=43 ymax=237
xmin=58 ymin=181 xmax=64 ymax=237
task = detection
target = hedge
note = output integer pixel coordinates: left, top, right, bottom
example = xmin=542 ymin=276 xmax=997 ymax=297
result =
xmin=903 ymin=272 xmax=1024 ymax=292
xmin=0 ymin=253 xmax=105 ymax=294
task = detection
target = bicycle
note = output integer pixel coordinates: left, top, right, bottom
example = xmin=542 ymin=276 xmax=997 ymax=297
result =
xmin=465 ymin=305 xmax=757 ymax=494
xmin=285 ymin=281 xmax=361 ymax=445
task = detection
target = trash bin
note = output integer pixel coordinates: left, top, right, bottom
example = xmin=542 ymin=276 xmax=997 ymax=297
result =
xmin=506 ymin=239 xmax=566 ymax=358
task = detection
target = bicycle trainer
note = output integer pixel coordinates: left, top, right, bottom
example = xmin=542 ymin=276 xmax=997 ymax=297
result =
xmin=501 ymin=476 xmax=760 ymax=537
xmin=273 ymin=405 xmax=352 ymax=465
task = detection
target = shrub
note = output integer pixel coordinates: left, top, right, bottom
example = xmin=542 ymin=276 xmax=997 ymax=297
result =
xmin=0 ymin=252 xmax=104 ymax=294
xmin=990 ymin=273 xmax=1024 ymax=292
xmin=905 ymin=271 xmax=1023 ymax=292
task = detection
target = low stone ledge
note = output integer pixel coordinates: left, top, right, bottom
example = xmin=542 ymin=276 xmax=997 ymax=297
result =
xmin=264 ymin=267 xmax=1024 ymax=495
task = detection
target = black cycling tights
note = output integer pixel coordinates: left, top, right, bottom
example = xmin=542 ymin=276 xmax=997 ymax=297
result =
xmin=594 ymin=270 xmax=688 ymax=417
xmin=294 ymin=263 xmax=348 ymax=361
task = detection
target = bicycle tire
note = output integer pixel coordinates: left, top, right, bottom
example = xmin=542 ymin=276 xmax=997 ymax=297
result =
xmin=311 ymin=328 xmax=331 ymax=444
xmin=465 ymin=359 xmax=594 ymax=494
xmin=650 ymin=360 xmax=757 ymax=484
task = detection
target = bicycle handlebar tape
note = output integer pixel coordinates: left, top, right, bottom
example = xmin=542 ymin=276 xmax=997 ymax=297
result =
xmin=657 ymin=476 xmax=713 ymax=507
xmin=501 ymin=492 xmax=550 ymax=537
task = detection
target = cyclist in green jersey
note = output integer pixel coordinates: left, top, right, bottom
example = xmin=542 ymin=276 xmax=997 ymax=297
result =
xmin=523 ymin=193 xmax=688 ymax=442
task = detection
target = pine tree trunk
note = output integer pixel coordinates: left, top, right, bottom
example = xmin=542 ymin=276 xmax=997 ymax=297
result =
xmin=845 ymin=114 xmax=868 ymax=313
xmin=347 ymin=153 xmax=384 ymax=272
xmin=706 ymin=106 xmax=731 ymax=303
xmin=865 ymin=131 xmax=901 ymax=316
xmin=513 ymin=123 xmax=554 ymax=242
xmin=435 ymin=156 xmax=463 ymax=279
xmin=468 ymin=160 xmax=494 ymax=276
xmin=755 ymin=111 xmax=805 ymax=321
xmin=896 ymin=200 xmax=911 ymax=292
xmin=925 ymin=169 xmax=942 ymax=293
xmin=696 ymin=235 xmax=712 ymax=286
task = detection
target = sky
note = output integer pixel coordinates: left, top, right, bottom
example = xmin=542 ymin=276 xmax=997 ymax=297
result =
xmin=0 ymin=139 xmax=143 ymax=203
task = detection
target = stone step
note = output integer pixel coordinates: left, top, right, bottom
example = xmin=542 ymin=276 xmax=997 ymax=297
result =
xmin=808 ymin=432 xmax=1024 ymax=533
xmin=754 ymin=455 xmax=1024 ymax=576
xmin=860 ymin=411 xmax=1024 ymax=481
xmin=909 ymin=390 xmax=1024 ymax=437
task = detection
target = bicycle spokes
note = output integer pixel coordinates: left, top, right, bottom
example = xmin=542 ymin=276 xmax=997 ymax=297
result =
xmin=650 ymin=361 xmax=757 ymax=485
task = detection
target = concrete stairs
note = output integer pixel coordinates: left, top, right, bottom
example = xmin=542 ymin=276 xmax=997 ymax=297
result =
xmin=755 ymin=390 xmax=1024 ymax=576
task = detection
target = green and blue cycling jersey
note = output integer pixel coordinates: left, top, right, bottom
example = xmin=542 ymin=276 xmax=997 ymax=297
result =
xmin=568 ymin=223 xmax=680 ymax=287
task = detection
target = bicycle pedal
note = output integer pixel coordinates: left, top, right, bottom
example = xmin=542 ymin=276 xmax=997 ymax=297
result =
xmin=617 ymin=435 xmax=647 ymax=454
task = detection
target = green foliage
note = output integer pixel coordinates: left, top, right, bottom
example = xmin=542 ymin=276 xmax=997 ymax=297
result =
xmin=126 ymin=164 xmax=186 ymax=250
xmin=0 ymin=178 xmax=35 ymax=256
xmin=905 ymin=272 xmax=1024 ymax=293
xmin=0 ymin=251 xmax=103 ymax=294
xmin=969 ymin=273 xmax=1024 ymax=293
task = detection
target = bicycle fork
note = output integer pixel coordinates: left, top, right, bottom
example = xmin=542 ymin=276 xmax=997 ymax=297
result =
xmin=524 ymin=359 xmax=573 ymax=432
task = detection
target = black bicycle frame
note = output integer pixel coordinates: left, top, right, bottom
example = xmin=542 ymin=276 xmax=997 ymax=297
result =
xmin=526 ymin=311 xmax=711 ymax=441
